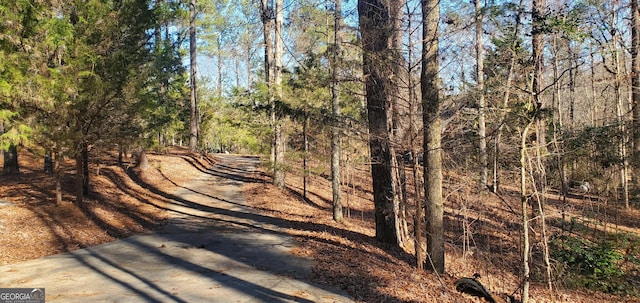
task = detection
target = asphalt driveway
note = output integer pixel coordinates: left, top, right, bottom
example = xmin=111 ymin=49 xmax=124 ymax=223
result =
xmin=0 ymin=155 xmax=353 ymax=303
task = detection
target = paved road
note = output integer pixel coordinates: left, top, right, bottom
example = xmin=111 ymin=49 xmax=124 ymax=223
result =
xmin=0 ymin=155 xmax=353 ymax=303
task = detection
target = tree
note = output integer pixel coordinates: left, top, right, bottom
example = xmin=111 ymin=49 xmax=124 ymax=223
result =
xmin=258 ymin=0 xmax=282 ymax=186
xmin=58 ymin=0 xmax=171 ymax=203
xmin=189 ymin=0 xmax=199 ymax=152
xmin=358 ymin=0 xmax=402 ymax=245
xmin=0 ymin=0 xmax=37 ymax=175
xmin=422 ymin=0 xmax=444 ymax=273
xmin=476 ymin=0 xmax=488 ymax=189
xmin=389 ymin=0 xmax=410 ymax=248
xmin=3 ymin=143 xmax=19 ymax=174
xmin=489 ymin=0 xmax=525 ymax=193
xmin=331 ymin=0 xmax=344 ymax=223
xmin=631 ymin=0 xmax=640 ymax=182
xmin=273 ymin=0 xmax=286 ymax=188
xmin=520 ymin=0 xmax=549 ymax=300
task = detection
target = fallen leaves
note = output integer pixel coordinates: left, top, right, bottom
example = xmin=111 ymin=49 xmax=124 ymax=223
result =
xmin=0 ymin=147 xmax=212 ymax=266
xmin=243 ymin=163 xmax=640 ymax=303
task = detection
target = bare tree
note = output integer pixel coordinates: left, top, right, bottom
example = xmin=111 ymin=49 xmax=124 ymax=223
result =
xmin=611 ymin=22 xmax=630 ymax=208
xmin=632 ymin=0 xmax=640 ymax=179
xmin=493 ymin=0 xmax=524 ymax=193
xmin=521 ymin=0 xmax=549 ymax=300
xmin=519 ymin=121 xmax=532 ymax=303
xmin=475 ymin=0 xmax=488 ymax=189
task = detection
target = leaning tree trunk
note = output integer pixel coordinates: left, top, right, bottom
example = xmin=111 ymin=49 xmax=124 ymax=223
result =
xmin=422 ymin=0 xmax=444 ymax=274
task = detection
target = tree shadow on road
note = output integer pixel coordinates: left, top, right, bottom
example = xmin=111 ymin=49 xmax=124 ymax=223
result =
xmin=70 ymin=155 xmax=357 ymax=302
xmin=66 ymin=152 xmax=426 ymax=302
xmin=64 ymin=232 xmax=319 ymax=303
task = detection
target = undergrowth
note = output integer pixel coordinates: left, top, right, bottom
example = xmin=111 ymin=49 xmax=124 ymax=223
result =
xmin=550 ymin=233 xmax=640 ymax=296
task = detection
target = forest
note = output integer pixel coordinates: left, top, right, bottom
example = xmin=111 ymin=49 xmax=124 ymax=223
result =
xmin=2 ymin=0 xmax=640 ymax=302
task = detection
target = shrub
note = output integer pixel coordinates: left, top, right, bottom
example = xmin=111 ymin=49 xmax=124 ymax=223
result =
xmin=550 ymin=234 xmax=636 ymax=295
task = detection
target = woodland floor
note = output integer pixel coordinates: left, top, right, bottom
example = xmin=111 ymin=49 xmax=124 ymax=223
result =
xmin=1 ymin=147 xmax=640 ymax=302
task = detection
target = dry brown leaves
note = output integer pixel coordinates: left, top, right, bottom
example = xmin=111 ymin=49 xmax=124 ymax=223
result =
xmin=2 ymin=148 xmax=639 ymax=303
xmin=0 ymin=147 xmax=215 ymax=266
xmin=244 ymin=164 xmax=640 ymax=303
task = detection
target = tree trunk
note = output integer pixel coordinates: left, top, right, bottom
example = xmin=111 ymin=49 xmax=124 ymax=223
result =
xmin=359 ymin=0 xmax=400 ymax=245
xmin=44 ymin=150 xmax=53 ymax=174
xmin=75 ymin=149 xmax=84 ymax=206
xmin=0 ymin=121 xmax=3 ymax=168
xmin=189 ymin=0 xmax=198 ymax=152
xmin=154 ymin=0 xmax=164 ymax=50
xmin=493 ymin=0 xmax=523 ymax=193
xmin=259 ymin=0 xmax=279 ymax=186
xmin=234 ymin=51 xmax=240 ymax=89
xmin=217 ymin=36 xmax=223 ymax=97
xmin=54 ymin=150 xmax=63 ymax=204
xmin=613 ymin=31 xmax=630 ymax=208
xmin=605 ymin=26 xmax=631 ymax=208
xmin=550 ymin=35 xmax=569 ymax=207
xmin=3 ymin=143 xmax=19 ymax=175
xmin=303 ymin=114 xmax=309 ymax=199
xmin=118 ymin=146 xmax=124 ymax=165
xmin=414 ymin=163 xmax=424 ymax=270
xmin=246 ymin=44 xmax=252 ymax=89
xmin=331 ymin=0 xmax=343 ymax=223
xmin=520 ymin=122 xmax=532 ymax=303
xmin=475 ymin=0 xmax=487 ymax=189
xmin=273 ymin=0 xmax=285 ymax=188
xmin=532 ymin=0 xmax=547 ymax=204
xmin=390 ymin=0 xmax=408 ymax=247
xmin=82 ymin=142 xmax=89 ymax=196
xmin=632 ymin=0 xmax=640 ymax=180
xmin=422 ymin=0 xmax=444 ymax=274
xmin=406 ymin=0 xmax=424 ymax=269
xmin=136 ymin=148 xmax=150 ymax=170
